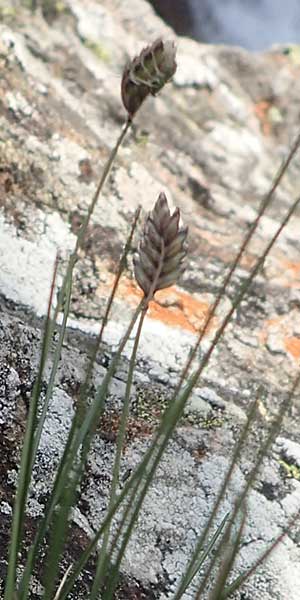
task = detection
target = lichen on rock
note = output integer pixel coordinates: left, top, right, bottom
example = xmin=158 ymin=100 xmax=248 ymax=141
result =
xmin=0 ymin=0 xmax=300 ymax=598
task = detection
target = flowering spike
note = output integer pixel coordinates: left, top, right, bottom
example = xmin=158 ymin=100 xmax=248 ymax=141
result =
xmin=121 ymin=39 xmax=177 ymax=119
xmin=134 ymin=192 xmax=188 ymax=299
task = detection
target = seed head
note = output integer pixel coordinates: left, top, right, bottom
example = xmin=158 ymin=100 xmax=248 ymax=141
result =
xmin=121 ymin=39 xmax=177 ymax=119
xmin=134 ymin=192 xmax=188 ymax=300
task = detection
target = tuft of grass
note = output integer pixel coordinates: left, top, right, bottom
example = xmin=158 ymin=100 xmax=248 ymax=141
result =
xmin=3 ymin=37 xmax=300 ymax=600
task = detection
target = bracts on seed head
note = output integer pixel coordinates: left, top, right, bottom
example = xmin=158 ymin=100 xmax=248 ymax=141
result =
xmin=121 ymin=39 xmax=177 ymax=120
xmin=134 ymin=192 xmax=188 ymax=303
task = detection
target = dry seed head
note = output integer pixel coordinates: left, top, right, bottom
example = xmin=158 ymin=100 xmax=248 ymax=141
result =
xmin=134 ymin=192 xmax=188 ymax=299
xmin=121 ymin=39 xmax=177 ymax=119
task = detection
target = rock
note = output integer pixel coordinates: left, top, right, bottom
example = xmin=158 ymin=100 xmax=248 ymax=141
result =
xmin=184 ymin=391 xmax=212 ymax=419
xmin=150 ymin=0 xmax=300 ymax=51
xmin=0 ymin=1 xmax=300 ymax=598
xmin=197 ymin=386 xmax=226 ymax=409
xmin=277 ymin=437 xmax=300 ymax=467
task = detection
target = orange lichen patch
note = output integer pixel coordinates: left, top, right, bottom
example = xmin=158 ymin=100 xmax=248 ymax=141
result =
xmin=265 ymin=316 xmax=283 ymax=328
xmin=259 ymin=312 xmax=300 ymax=361
xmin=254 ymin=100 xmax=272 ymax=136
xmin=284 ymin=337 xmax=300 ymax=360
xmin=117 ymin=277 xmax=144 ymax=306
xmin=259 ymin=315 xmax=287 ymax=346
xmin=96 ymin=270 xmax=216 ymax=335
xmin=281 ymin=259 xmax=300 ymax=279
xmin=148 ymin=288 xmax=214 ymax=334
xmin=267 ymin=258 xmax=300 ymax=289
xmin=197 ymin=228 xmax=231 ymax=248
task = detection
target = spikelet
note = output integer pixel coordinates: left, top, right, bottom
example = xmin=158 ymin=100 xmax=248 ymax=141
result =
xmin=134 ymin=192 xmax=188 ymax=300
xmin=121 ymin=39 xmax=177 ymax=119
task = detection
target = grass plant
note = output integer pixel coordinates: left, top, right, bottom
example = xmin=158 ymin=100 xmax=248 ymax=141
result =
xmin=3 ymin=34 xmax=300 ymax=600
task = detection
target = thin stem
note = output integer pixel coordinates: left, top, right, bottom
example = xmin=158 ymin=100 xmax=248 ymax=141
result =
xmin=207 ymin=506 xmax=247 ymax=600
xmin=4 ymin=257 xmax=58 ymax=600
xmin=221 ymin=508 xmax=300 ymax=599
xmin=218 ymin=368 xmax=300 ymax=598
xmin=90 ymin=308 xmax=147 ymax=599
xmin=55 ymin=442 xmax=154 ymax=599
xmin=172 ymin=195 xmax=300 ymax=599
xmin=50 ymin=118 xmax=132 ymax=354
xmin=57 ymin=188 xmax=300 ymax=598
xmin=43 ymin=469 xmax=77 ymax=600
xmin=56 ymin=186 xmax=300 ymax=600
xmin=176 ymin=129 xmax=300 ymax=391
xmin=17 ymin=119 xmax=132 ymax=598
xmin=53 ymin=565 xmax=73 ymax=600
xmin=177 ymin=511 xmax=230 ymax=597
xmin=31 ymin=275 xmax=72 ymax=464
xmin=186 ymin=194 xmax=300 ymax=406
xmin=35 ymin=119 xmax=131 ymax=436
xmin=97 ymin=206 xmax=141 ymax=348
xmin=19 ymin=300 xmax=144 ymax=598
xmin=173 ymin=395 xmax=259 ymax=600
xmin=77 ymin=205 xmax=141 ymax=423
xmin=195 ymin=367 xmax=300 ymax=600
xmin=76 ymin=118 xmax=132 ymax=256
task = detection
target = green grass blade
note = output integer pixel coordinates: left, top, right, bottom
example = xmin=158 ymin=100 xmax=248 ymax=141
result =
xmin=4 ymin=258 xmax=59 ymax=600
xmin=17 ymin=119 xmax=132 ymax=597
xmin=18 ymin=300 xmax=143 ymax=597
xmin=31 ymin=275 xmax=72 ymax=470
xmin=76 ymin=205 xmax=141 ymax=425
xmin=173 ymin=198 xmax=300 ymax=599
xmin=53 ymin=453 xmax=154 ymax=598
xmin=221 ymin=508 xmax=300 ymax=599
xmin=53 ymin=381 xmax=264 ymax=597
xmin=17 ymin=275 xmax=74 ymax=599
xmin=58 ymin=210 xmax=143 ymax=598
xmin=18 ymin=416 xmax=80 ymax=598
xmin=173 ymin=395 xmax=259 ymax=599
xmin=43 ymin=468 xmax=78 ymax=600
xmin=206 ymin=506 xmax=247 ymax=600
xmin=196 ymin=367 xmax=300 ymax=599
xmin=58 ymin=377 xmax=189 ymax=597
xmin=216 ymin=369 xmax=300 ymax=597
xmin=56 ymin=191 xmax=300 ymax=598
xmin=102 ymin=376 xmax=251 ymax=599
xmin=101 ymin=379 xmax=213 ymax=599
xmin=90 ymin=308 xmax=147 ymax=599
xmin=179 ymin=512 xmax=230 ymax=595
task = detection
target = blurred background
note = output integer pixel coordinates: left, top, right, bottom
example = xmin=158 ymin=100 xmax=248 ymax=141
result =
xmin=149 ymin=0 xmax=300 ymax=50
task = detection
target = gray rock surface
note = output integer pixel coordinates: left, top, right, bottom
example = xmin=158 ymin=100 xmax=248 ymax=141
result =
xmin=1 ymin=1 xmax=300 ymax=598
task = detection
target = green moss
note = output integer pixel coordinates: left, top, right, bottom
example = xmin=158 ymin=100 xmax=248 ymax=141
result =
xmin=133 ymin=384 xmax=170 ymax=426
xmin=135 ymin=131 xmax=150 ymax=147
xmin=279 ymin=459 xmax=300 ymax=480
xmin=133 ymin=384 xmax=224 ymax=431
xmin=184 ymin=413 xmax=224 ymax=429
xmin=83 ymin=40 xmax=111 ymax=63
xmin=0 ymin=2 xmax=17 ymax=18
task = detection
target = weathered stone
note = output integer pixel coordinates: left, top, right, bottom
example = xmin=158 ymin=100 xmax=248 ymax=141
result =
xmin=0 ymin=0 xmax=300 ymax=598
